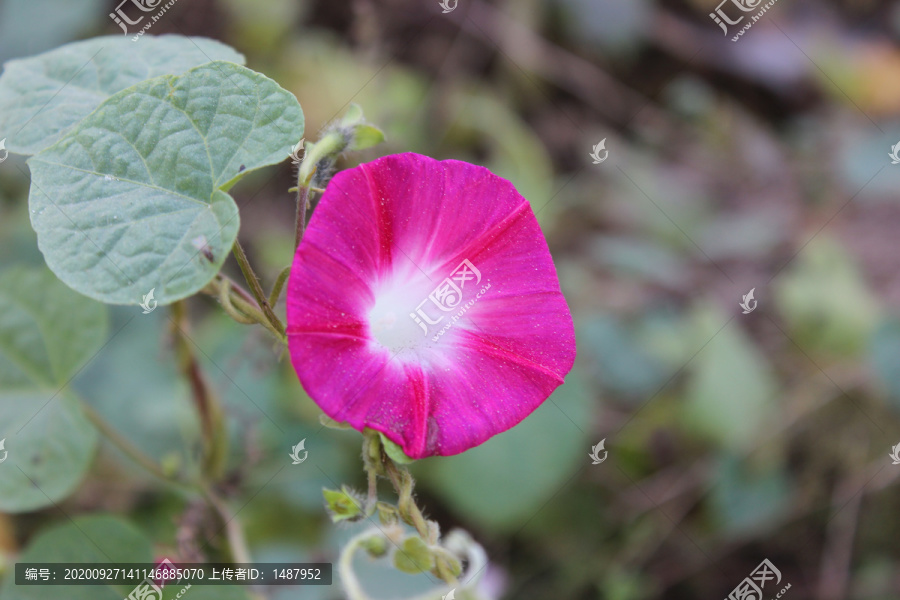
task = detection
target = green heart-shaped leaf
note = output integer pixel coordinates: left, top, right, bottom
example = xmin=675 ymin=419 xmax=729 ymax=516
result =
xmin=0 ymin=515 xmax=152 ymax=600
xmin=0 ymin=389 xmax=98 ymax=513
xmin=27 ymin=60 xmax=304 ymax=305
xmin=0 ymin=35 xmax=245 ymax=155
xmin=683 ymin=306 xmax=777 ymax=449
xmin=0 ymin=266 xmax=106 ymax=512
xmin=0 ymin=266 xmax=108 ymax=388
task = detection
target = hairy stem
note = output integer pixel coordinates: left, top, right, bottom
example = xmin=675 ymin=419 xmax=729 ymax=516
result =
xmin=338 ymin=528 xmax=383 ymax=600
xmin=383 ymin=457 xmax=431 ymax=541
xmin=269 ymin=265 xmax=292 ymax=307
xmin=366 ymin=468 xmax=379 ymax=516
xmin=297 ymin=131 xmax=345 ymax=185
xmin=361 ymin=432 xmax=383 ymax=515
xmin=294 ymin=184 xmax=310 ymax=250
xmin=293 ymin=129 xmax=346 ymax=249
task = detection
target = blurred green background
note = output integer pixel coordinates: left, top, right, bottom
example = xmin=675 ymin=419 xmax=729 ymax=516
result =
xmin=2 ymin=0 xmax=900 ymax=598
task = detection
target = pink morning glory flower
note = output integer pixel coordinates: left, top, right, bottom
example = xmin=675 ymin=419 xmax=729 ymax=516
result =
xmin=286 ymin=153 xmax=576 ymax=459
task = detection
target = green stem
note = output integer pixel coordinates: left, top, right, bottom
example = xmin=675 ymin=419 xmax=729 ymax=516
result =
xmin=269 ymin=265 xmax=291 ymax=307
xmin=338 ymin=527 xmax=470 ymax=600
xmin=201 ymin=484 xmax=253 ymax=564
xmin=82 ymin=398 xmax=258 ymax=580
xmin=81 ymin=401 xmax=186 ymax=486
xmin=204 ymin=277 xmax=287 ymax=344
xmin=383 ymin=458 xmax=431 ymax=541
xmin=294 ymin=184 xmax=310 ymax=250
xmin=361 ymin=432 xmax=382 ymax=516
xmin=434 ymin=561 xmax=455 ymax=587
xmin=218 ymin=278 xmax=256 ymax=324
xmin=171 ymin=301 xmax=228 ymax=481
xmin=366 ymin=469 xmax=378 ymax=516
xmin=338 ymin=528 xmax=383 ymax=600
xmin=219 ymin=274 xmax=258 ymax=308
xmin=232 ymin=241 xmax=285 ymax=336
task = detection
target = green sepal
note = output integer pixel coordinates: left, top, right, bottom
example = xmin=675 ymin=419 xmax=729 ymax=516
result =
xmin=323 ymin=486 xmax=363 ymax=522
xmin=378 ymin=432 xmax=415 ymax=464
xmin=393 ymin=536 xmax=435 ymax=574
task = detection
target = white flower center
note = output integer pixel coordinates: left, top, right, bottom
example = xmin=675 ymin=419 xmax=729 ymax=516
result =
xmin=367 ymin=274 xmax=434 ymax=356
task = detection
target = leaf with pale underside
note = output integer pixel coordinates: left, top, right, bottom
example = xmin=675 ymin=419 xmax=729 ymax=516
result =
xmin=27 ymin=60 xmax=304 ymax=305
xmin=0 ymin=35 xmax=245 ymax=155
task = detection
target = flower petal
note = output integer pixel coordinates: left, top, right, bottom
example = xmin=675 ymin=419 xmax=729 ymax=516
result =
xmin=286 ymin=153 xmax=575 ymax=458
